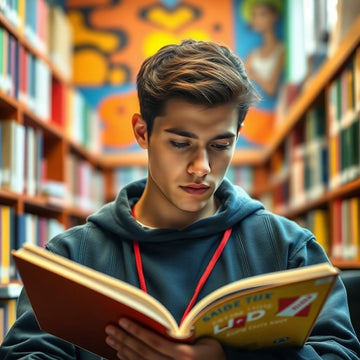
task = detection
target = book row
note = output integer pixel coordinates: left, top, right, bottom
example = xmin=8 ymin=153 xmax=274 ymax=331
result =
xmin=0 ymin=283 xmax=23 ymax=343
xmin=114 ymin=165 xmax=255 ymax=197
xmin=225 ymin=165 xmax=254 ymax=194
xmin=0 ymin=0 xmax=48 ymax=54
xmin=0 ymin=298 xmax=16 ymax=343
xmin=0 ymin=204 xmax=65 ymax=285
xmin=0 ymin=24 xmax=100 ymax=151
xmin=289 ymin=107 xmax=328 ymax=209
xmin=0 ymin=1 xmax=72 ymax=79
xmin=114 ymin=166 xmax=146 ymax=190
xmin=260 ymin=47 xmax=360 ymax=214
xmin=328 ymin=48 xmax=360 ymax=189
xmin=332 ymin=197 xmax=360 ymax=261
xmin=0 ymin=27 xmax=52 ymax=120
xmin=67 ymin=153 xmax=106 ymax=213
xmin=0 ymin=119 xmax=105 ymax=211
xmin=294 ymin=196 xmax=360 ymax=262
xmin=1 ymin=120 xmax=41 ymax=195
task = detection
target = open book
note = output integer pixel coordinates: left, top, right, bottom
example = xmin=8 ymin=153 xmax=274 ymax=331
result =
xmin=12 ymin=244 xmax=339 ymax=360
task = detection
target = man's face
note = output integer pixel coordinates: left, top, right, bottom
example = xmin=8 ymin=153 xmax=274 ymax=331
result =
xmin=144 ymin=99 xmax=239 ymax=216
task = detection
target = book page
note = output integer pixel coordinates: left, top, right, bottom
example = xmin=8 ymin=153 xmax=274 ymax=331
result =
xmin=180 ymin=263 xmax=338 ymax=335
xmin=184 ymin=274 xmax=337 ymax=349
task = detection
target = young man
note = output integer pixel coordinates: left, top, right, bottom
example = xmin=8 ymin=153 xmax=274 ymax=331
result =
xmin=1 ymin=40 xmax=359 ymax=359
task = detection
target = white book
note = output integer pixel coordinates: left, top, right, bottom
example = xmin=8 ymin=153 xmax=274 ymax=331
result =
xmin=25 ymin=126 xmax=36 ymax=196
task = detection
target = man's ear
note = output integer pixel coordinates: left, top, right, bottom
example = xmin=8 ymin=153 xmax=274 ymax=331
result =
xmin=132 ymin=113 xmax=149 ymax=149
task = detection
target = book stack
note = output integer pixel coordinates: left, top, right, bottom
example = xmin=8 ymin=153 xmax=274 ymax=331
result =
xmin=332 ymin=197 xmax=360 ymax=261
xmin=328 ymin=51 xmax=360 ymax=190
xmin=289 ymin=107 xmax=328 ymax=209
xmin=48 ymin=5 xmax=73 ymax=81
xmin=18 ymin=44 xmax=51 ymax=120
xmin=66 ymin=153 xmax=105 ymax=212
xmin=226 ymin=165 xmax=254 ymax=194
xmin=0 ymin=282 xmax=22 ymax=343
xmin=295 ymin=209 xmax=330 ymax=255
xmin=0 ymin=28 xmax=17 ymax=97
xmin=0 ymin=205 xmax=15 ymax=284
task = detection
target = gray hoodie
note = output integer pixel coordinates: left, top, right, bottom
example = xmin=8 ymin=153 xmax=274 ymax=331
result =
xmin=1 ymin=179 xmax=359 ymax=359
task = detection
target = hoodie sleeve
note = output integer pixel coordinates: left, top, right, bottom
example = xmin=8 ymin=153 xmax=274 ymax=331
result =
xmin=0 ymin=288 xmax=79 ymax=359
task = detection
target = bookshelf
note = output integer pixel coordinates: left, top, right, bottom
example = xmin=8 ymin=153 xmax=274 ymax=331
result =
xmin=251 ymin=15 xmax=360 ymax=268
xmin=0 ymin=1 xmax=112 ymax=336
xmin=0 ymin=0 xmax=359 ymax=342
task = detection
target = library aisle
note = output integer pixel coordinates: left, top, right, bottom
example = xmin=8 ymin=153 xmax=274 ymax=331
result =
xmin=0 ymin=0 xmax=360 ymax=345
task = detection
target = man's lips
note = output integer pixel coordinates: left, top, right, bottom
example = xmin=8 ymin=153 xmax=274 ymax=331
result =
xmin=180 ymin=184 xmax=210 ymax=195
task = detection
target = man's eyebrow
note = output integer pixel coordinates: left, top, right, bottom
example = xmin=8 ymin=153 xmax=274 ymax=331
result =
xmin=165 ymin=128 xmax=198 ymax=138
xmin=164 ymin=128 xmax=236 ymax=140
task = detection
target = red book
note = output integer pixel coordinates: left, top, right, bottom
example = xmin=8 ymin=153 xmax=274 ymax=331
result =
xmin=18 ymin=45 xmax=28 ymax=105
xmin=51 ymin=80 xmax=66 ymax=129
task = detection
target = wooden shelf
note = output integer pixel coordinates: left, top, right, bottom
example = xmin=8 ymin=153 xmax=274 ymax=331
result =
xmin=100 ymin=146 xmax=266 ymax=167
xmin=0 ymin=189 xmax=19 ymax=204
xmin=252 ymin=15 xmax=360 ymax=269
xmin=331 ymin=260 xmax=360 ymax=269
xmin=101 ymin=151 xmax=148 ymax=167
xmin=264 ymin=15 xmax=360 ymax=161
xmin=231 ymin=148 xmax=265 ymax=165
xmin=0 ymin=7 xmax=108 ymax=228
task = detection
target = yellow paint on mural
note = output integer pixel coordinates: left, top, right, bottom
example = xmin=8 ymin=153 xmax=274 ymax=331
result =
xmin=108 ymin=68 xmax=127 ymax=85
xmin=73 ymin=49 xmax=107 ymax=85
xmin=143 ymin=30 xmax=210 ymax=58
xmin=147 ymin=6 xmax=195 ymax=31
xmin=68 ymin=11 xmax=120 ymax=52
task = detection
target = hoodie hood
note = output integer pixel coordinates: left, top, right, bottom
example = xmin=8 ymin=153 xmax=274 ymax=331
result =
xmin=88 ymin=178 xmax=264 ymax=243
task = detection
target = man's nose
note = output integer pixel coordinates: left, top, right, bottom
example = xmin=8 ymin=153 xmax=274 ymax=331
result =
xmin=188 ymin=148 xmax=211 ymax=177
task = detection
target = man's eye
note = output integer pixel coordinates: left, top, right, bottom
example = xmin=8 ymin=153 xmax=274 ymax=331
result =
xmin=211 ymin=142 xmax=231 ymax=150
xmin=170 ymin=140 xmax=189 ymax=148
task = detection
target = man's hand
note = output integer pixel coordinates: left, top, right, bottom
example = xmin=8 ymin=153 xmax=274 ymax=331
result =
xmin=105 ymin=318 xmax=226 ymax=360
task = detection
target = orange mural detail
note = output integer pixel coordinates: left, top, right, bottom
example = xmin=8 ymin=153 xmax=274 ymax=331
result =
xmin=145 ymin=5 xmax=198 ymax=30
xmin=99 ymin=91 xmax=139 ymax=148
xmin=241 ymin=107 xmax=276 ymax=145
xmin=69 ymin=12 xmax=121 ymax=52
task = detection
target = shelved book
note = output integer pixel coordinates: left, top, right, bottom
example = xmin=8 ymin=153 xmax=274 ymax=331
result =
xmin=13 ymin=244 xmax=339 ymax=360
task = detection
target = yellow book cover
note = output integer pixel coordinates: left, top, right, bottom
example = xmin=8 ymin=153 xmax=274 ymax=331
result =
xmin=312 ymin=209 xmax=329 ymax=255
xmin=0 ymin=307 xmax=4 ymax=343
xmin=17 ymin=0 xmax=26 ymax=34
xmin=6 ymin=299 xmax=16 ymax=331
xmin=350 ymin=197 xmax=359 ymax=260
xmin=355 ymin=47 xmax=360 ymax=111
xmin=12 ymin=244 xmax=339 ymax=360
xmin=1 ymin=205 xmax=11 ymax=284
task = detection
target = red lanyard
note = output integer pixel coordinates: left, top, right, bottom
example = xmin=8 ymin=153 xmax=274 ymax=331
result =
xmin=132 ymin=206 xmax=232 ymax=325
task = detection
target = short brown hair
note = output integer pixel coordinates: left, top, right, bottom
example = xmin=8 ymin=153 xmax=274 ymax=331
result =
xmin=136 ymin=39 xmax=260 ymax=135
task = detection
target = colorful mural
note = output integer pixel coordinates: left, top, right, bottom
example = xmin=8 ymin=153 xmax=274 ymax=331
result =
xmin=234 ymin=0 xmax=285 ymax=147
xmin=66 ymin=0 xmax=285 ymax=152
